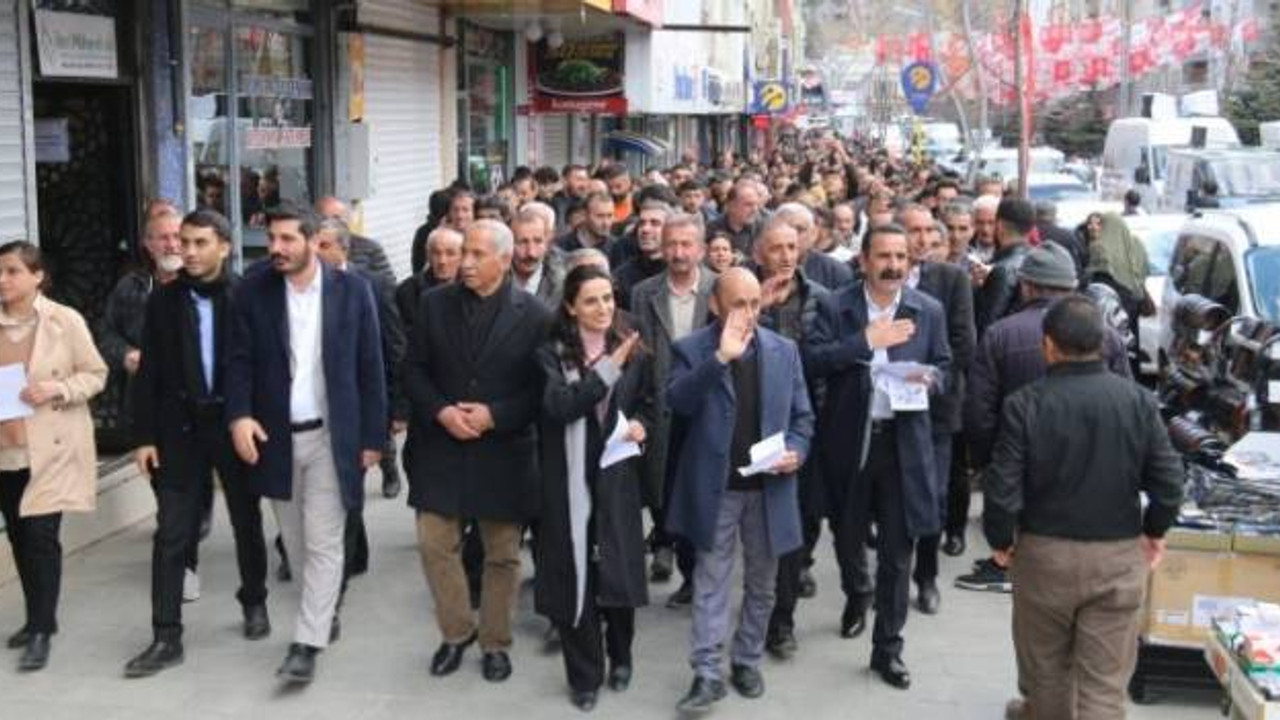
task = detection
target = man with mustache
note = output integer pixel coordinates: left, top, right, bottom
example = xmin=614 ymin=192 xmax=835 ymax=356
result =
xmin=806 ymin=223 xmax=951 ymax=690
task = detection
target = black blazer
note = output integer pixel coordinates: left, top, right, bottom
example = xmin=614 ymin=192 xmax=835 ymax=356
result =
xmin=132 ymin=273 xmax=241 ymax=488
xmin=224 ymin=263 xmax=387 ymax=511
xmin=917 ymin=262 xmax=977 ymax=433
xmin=403 ymin=282 xmax=552 ymax=522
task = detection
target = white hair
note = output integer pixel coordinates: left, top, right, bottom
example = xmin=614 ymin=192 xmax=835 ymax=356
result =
xmin=566 ymin=248 xmax=610 ymax=274
xmin=517 ymin=202 xmax=556 ymax=235
xmin=469 ymin=219 xmax=513 ymax=256
xmin=426 ymin=227 xmax=463 ymax=251
xmin=973 ymin=195 xmax=1000 ymax=214
xmin=774 ymin=202 xmax=815 ymax=225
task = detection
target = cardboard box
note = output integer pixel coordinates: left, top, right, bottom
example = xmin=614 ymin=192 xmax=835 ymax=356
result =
xmin=1144 ymin=535 xmax=1280 ymax=647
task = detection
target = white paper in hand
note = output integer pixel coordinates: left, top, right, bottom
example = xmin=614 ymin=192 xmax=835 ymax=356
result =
xmin=600 ymin=411 xmax=642 ymax=470
xmin=0 ymin=363 xmax=33 ymax=422
xmin=872 ymin=362 xmax=933 ymax=412
xmin=737 ymin=431 xmax=787 ymax=477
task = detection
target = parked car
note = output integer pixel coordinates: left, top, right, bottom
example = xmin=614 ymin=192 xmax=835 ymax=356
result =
xmin=1123 ymin=213 xmax=1187 ymax=375
xmin=1022 ymin=172 xmax=1097 ymax=203
xmin=1160 ymin=206 xmax=1280 ymax=365
xmin=1099 ymin=115 xmax=1241 ymax=206
xmin=1159 ymin=147 xmax=1280 ymax=212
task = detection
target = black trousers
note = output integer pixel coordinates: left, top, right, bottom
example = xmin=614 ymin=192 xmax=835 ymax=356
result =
xmin=151 ymin=434 xmax=267 ymax=639
xmin=769 ymin=470 xmax=824 ymax=635
xmin=913 ymin=432 xmax=953 ymax=585
xmin=556 ymin=566 xmax=635 ymax=693
xmin=0 ymin=469 xmax=63 ymax=634
xmin=944 ymin=431 xmax=972 ymax=538
xmin=830 ymin=425 xmax=912 ymax=661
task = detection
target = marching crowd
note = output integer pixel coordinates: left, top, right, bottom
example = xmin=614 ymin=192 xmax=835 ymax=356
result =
xmin=0 ymin=134 xmax=1184 ymax=719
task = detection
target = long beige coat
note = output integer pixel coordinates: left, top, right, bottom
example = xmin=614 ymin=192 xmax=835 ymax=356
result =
xmin=15 ymin=295 xmax=107 ymax=517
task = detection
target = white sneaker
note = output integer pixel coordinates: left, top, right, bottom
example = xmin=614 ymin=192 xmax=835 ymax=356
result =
xmin=183 ymin=569 xmax=201 ymax=603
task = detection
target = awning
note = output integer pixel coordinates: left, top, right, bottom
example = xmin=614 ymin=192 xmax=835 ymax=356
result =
xmin=602 ymin=130 xmax=670 ymax=156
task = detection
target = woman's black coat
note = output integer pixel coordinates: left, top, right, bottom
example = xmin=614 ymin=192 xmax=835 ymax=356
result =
xmin=533 ymin=340 xmax=656 ymax=626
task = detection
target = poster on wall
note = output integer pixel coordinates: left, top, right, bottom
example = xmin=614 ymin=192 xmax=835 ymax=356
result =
xmin=530 ymin=35 xmax=627 ymax=115
xmin=348 ymin=34 xmax=365 ymax=122
xmin=33 ymin=9 xmax=118 ymax=79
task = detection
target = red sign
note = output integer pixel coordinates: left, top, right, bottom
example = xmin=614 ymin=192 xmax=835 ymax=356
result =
xmin=752 ymin=115 xmax=771 ymax=129
xmin=532 ymin=96 xmax=629 ymax=114
xmin=612 ymin=0 xmax=663 ymax=27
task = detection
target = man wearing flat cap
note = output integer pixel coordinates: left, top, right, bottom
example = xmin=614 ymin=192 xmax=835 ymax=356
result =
xmin=956 ymin=241 xmax=1133 ymax=595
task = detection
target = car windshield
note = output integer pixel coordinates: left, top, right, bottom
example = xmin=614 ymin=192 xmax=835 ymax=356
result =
xmin=1138 ymin=228 xmax=1179 ymax=275
xmin=1209 ymin=157 xmax=1280 ymax=199
xmin=1246 ymin=246 xmax=1280 ymax=323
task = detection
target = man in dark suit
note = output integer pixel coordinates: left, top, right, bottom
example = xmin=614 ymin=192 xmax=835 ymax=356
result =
xmin=396 ymin=227 xmax=463 ymax=332
xmin=900 ymin=204 xmax=976 ymax=611
xmin=314 ymin=196 xmax=396 ymax=290
xmin=806 ymin=223 xmax=951 ymax=690
xmin=629 ymin=214 xmax=717 ymax=605
xmin=510 ymin=207 xmax=564 ymax=308
xmin=226 ymin=204 xmax=387 ymax=684
xmin=124 ymin=209 xmax=270 ymax=678
xmin=403 ymin=219 xmax=552 ymax=683
xmin=667 ymin=268 xmax=814 ymax=712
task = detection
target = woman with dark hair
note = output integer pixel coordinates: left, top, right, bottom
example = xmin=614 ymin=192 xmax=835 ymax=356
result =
xmin=0 ymin=241 xmax=107 ymax=671
xmin=534 ymin=264 xmax=655 ymax=712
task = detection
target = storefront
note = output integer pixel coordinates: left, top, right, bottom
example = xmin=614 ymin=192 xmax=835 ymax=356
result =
xmin=185 ymin=0 xmax=328 ymax=260
xmin=457 ymin=21 xmax=513 ymax=191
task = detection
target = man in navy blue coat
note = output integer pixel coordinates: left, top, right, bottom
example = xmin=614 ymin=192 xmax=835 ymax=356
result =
xmin=805 ymin=223 xmax=951 ymax=690
xmin=225 ymin=204 xmax=386 ymax=684
xmin=665 ymin=267 xmax=815 ymax=713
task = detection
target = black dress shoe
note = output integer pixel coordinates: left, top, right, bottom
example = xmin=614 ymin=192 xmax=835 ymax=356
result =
xmin=676 ymin=676 xmax=727 ymax=713
xmin=608 ymin=663 xmax=632 ymax=691
xmin=943 ymin=534 xmax=966 ymax=557
xmin=840 ymin=601 xmax=867 ymax=639
xmin=124 ymin=639 xmax=185 ymax=678
xmin=429 ymin=632 xmax=477 ymax=676
xmin=329 ymin=614 xmax=341 ymax=644
xmin=18 ymin=633 xmax=50 ymax=671
xmin=798 ymin=568 xmax=817 ymax=599
xmin=666 ymin=581 xmax=693 ymax=608
xmin=650 ymin=547 xmax=674 ymax=583
xmin=766 ymin=628 xmax=798 ymax=659
xmin=542 ymin=625 xmax=561 ymax=654
xmin=482 ymin=650 xmax=512 ymax=682
xmin=916 ymin=582 xmax=941 ymax=615
xmin=871 ymin=656 xmax=912 ymax=690
xmin=276 ymin=643 xmax=318 ymax=684
xmin=570 ymin=689 xmax=598 ymax=712
xmin=6 ymin=626 xmax=30 ymax=649
xmin=730 ymin=663 xmax=765 ymax=699
xmin=243 ymin=605 xmax=271 ymax=640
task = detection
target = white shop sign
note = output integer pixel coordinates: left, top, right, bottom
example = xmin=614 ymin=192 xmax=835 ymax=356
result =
xmin=34 ymin=9 xmax=118 ymax=80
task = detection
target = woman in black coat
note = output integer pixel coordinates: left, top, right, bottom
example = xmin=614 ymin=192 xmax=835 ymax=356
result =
xmin=534 ymin=265 xmax=655 ymax=712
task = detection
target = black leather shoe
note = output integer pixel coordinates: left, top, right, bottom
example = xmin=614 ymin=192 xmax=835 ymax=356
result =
xmin=608 ymin=663 xmax=632 ymax=691
xmin=840 ymin=601 xmax=867 ymax=639
xmin=676 ymin=676 xmax=726 ymax=713
xmin=381 ymin=472 xmax=401 ymax=499
xmin=570 ymin=689 xmax=598 ymax=712
xmin=650 ymin=547 xmax=674 ymax=583
xmin=17 ymin=633 xmax=50 ymax=671
xmin=942 ymin=534 xmax=966 ymax=557
xmin=329 ymin=614 xmax=341 ymax=644
xmin=482 ymin=651 xmax=512 ymax=682
xmin=766 ymin=628 xmax=798 ymax=659
xmin=798 ymin=568 xmax=817 ymax=599
xmin=916 ymin=582 xmax=941 ymax=615
xmin=276 ymin=643 xmax=318 ymax=684
xmin=429 ymin=632 xmax=477 ymax=676
xmin=124 ymin=639 xmax=184 ymax=678
xmin=243 ymin=605 xmax=271 ymax=640
xmin=6 ymin=626 xmax=30 ymax=649
xmin=666 ymin=581 xmax=693 ymax=608
xmin=730 ymin=663 xmax=765 ymax=699
xmin=871 ymin=656 xmax=912 ymax=690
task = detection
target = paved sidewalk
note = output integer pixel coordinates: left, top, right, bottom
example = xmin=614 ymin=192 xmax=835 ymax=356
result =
xmin=0 ymin=474 xmax=1219 ymax=719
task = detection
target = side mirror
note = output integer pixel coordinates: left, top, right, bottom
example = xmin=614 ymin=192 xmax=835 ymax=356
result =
xmin=1134 ymin=166 xmax=1151 ymax=185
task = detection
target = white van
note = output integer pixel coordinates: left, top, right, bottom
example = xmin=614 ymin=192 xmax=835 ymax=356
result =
xmin=1100 ymin=116 xmax=1241 ymax=204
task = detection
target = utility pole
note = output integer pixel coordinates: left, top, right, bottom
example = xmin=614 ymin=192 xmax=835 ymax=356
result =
xmin=1015 ymin=0 xmax=1031 ymax=199
xmin=961 ymin=0 xmax=989 ymax=160
xmin=1119 ymin=0 xmax=1132 ymax=117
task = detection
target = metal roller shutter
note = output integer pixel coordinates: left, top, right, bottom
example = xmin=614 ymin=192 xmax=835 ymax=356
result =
xmin=355 ymin=0 xmax=441 ymax=281
xmin=541 ymin=115 xmax=569 ymax=170
xmin=0 ymin=1 xmax=30 ymax=242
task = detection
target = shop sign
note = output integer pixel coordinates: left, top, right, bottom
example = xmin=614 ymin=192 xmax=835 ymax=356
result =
xmin=751 ymin=80 xmax=790 ymax=115
xmin=702 ymin=69 xmax=722 ymax=106
xmin=530 ymin=35 xmax=628 ymax=115
xmin=673 ymin=66 xmax=696 ymax=102
xmin=34 ymin=9 xmax=118 ymax=79
xmin=244 ymin=124 xmax=312 ymax=150
xmin=612 ymin=0 xmax=663 ymax=27
xmin=230 ymin=0 xmax=311 ymax=12
xmin=243 ymin=75 xmax=314 ymax=100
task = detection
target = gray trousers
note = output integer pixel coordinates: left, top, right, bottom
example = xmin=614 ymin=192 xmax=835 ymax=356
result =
xmin=273 ymin=428 xmax=347 ymax=648
xmin=690 ymin=490 xmax=778 ymax=681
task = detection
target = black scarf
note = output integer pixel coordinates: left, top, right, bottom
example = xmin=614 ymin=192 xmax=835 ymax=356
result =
xmin=178 ymin=268 xmax=230 ymax=298
xmin=176 ymin=268 xmax=233 ymax=397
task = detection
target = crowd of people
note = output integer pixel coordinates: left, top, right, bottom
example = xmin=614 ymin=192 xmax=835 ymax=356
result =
xmin=0 ymin=132 xmax=1186 ymax=719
